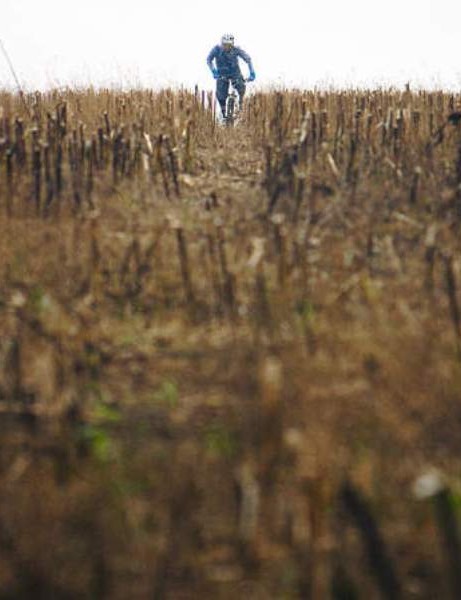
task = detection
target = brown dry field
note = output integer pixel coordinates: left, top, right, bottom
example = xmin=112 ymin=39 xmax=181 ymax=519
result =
xmin=0 ymin=87 xmax=461 ymax=598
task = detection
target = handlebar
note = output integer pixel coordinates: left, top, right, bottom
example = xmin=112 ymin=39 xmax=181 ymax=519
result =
xmin=217 ymin=76 xmax=253 ymax=83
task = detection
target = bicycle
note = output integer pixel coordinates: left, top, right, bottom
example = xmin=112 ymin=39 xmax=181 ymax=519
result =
xmin=218 ymin=77 xmax=251 ymax=127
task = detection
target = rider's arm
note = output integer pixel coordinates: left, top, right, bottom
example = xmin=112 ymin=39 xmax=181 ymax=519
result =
xmin=207 ymin=46 xmax=218 ymax=74
xmin=236 ymin=47 xmax=255 ymax=79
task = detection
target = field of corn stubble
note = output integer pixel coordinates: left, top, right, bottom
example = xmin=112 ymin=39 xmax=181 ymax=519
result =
xmin=1 ymin=86 xmax=461 ymax=599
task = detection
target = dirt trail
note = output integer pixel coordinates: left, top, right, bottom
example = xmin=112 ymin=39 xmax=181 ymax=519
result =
xmin=187 ymin=118 xmax=264 ymax=202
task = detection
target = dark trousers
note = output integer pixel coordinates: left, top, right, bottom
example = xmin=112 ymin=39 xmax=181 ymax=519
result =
xmin=216 ymin=75 xmax=246 ymax=116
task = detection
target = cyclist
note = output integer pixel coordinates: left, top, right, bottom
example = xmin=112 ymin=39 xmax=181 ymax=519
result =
xmin=207 ymin=34 xmax=256 ymax=119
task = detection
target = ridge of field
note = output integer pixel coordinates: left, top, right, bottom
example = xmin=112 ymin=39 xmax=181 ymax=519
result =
xmin=0 ymin=87 xmax=461 ymax=598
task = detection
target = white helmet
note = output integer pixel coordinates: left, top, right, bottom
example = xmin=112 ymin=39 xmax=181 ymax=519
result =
xmin=221 ymin=34 xmax=235 ymax=46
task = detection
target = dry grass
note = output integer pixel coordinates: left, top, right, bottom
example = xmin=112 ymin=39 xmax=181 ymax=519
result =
xmin=0 ymin=86 xmax=460 ymax=598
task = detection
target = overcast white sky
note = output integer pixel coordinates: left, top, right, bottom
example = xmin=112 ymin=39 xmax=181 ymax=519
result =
xmin=0 ymin=0 xmax=460 ymax=91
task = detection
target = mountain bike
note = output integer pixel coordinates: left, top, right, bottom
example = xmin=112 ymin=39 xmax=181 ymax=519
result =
xmin=219 ymin=77 xmax=251 ymax=127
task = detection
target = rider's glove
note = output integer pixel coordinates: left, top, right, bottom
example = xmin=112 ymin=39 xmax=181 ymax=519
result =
xmin=212 ymin=68 xmax=219 ymax=79
xmin=249 ymin=71 xmax=256 ymax=82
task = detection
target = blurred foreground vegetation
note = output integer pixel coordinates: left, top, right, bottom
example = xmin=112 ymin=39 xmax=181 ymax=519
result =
xmin=0 ymin=86 xmax=460 ymax=597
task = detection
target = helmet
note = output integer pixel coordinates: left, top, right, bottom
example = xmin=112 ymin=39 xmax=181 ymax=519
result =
xmin=221 ymin=34 xmax=235 ymax=46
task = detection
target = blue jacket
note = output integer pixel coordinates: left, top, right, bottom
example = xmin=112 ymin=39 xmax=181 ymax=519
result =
xmin=207 ymin=45 xmax=254 ymax=78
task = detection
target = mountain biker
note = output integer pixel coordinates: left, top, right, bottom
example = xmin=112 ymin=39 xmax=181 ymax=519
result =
xmin=207 ymin=34 xmax=256 ymax=119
